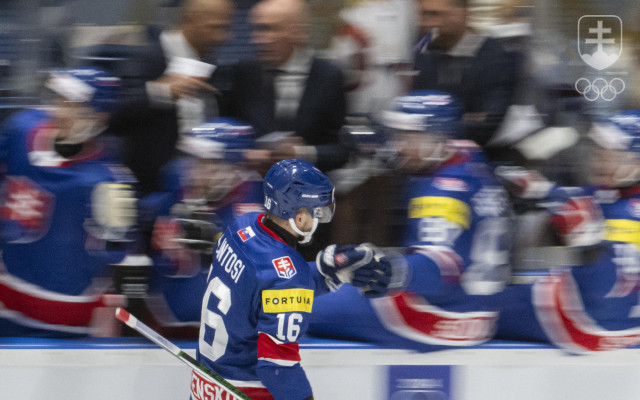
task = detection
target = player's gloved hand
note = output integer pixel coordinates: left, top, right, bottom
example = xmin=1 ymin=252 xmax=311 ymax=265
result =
xmin=169 ymin=203 xmax=221 ymax=254
xmin=91 ymin=183 xmax=138 ymax=240
xmin=494 ymin=166 xmax=554 ymax=200
xmin=316 ymin=244 xmax=392 ymax=297
xmin=352 ymin=252 xmax=392 ymax=298
xmin=317 ymin=244 xmax=374 ymax=291
xmin=546 ymin=189 xmax=604 ymax=248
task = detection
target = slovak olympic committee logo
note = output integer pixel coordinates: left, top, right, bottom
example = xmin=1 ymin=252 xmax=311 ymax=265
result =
xmin=578 ymin=15 xmax=622 ymax=70
xmin=576 ymin=15 xmax=624 ymax=101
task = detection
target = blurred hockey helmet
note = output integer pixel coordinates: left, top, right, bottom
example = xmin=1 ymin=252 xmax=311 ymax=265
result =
xmin=263 ymin=159 xmax=335 ymax=243
xmin=44 ymin=66 xmax=120 ymax=145
xmin=180 ymin=117 xmax=255 ymax=163
xmin=381 ymin=90 xmax=463 ymax=136
xmin=380 ymin=90 xmax=463 ymax=171
xmin=589 ymin=109 xmax=640 ymax=187
xmin=45 ymin=66 xmax=120 ymax=114
xmin=338 ymin=123 xmax=386 ymax=156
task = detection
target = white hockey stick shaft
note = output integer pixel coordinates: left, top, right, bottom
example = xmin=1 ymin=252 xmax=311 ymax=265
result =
xmin=115 ymin=308 xmax=252 ymax=400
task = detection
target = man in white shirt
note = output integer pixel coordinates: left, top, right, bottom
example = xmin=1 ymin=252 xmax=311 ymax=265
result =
xmin=109 ymin=0 xmax=233 ymax=195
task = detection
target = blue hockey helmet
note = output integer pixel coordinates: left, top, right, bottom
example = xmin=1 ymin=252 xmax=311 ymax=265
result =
xmin=180 ymin=117 xmax=255 ymax=163
xmin=263 ymin=159 xmax=335 ymax=223
xmin=590 ymin=109 xmax=640 ymax=153
xmin=338 ymin=123 xmax=387 ymax=156
xmin=589 ymin=109 xmax=640 ymax=187
xmin=380 ymin=90 xmax=463 ymax=172
xmin=380 ymin=90 xmax=464 ymax=136
xmin=45 ymin=66 xmax=120 ymax=113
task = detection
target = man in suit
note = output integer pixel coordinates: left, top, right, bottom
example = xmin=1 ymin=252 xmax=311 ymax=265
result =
xmin=222 ymin=0 xmax=349 ymax=174
xmin=109 ymin=0 xmax=233 ymax=195
xmin=413 ymin=0 xmax=522 ymax=148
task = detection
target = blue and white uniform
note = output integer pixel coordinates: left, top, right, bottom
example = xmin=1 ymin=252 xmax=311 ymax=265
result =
xmin=309 ymin=145 xmax=511 ymax=351
xmin=496 ymin=110 xmax=640 ymax=352
xmin=0 ymin=108 xmax=131 ymax=336
xmin=497 ymin=186 xmax=640 ymax=352
xmin=145 ymin=118 xmax=264 ymax=328
xmin=147 ymin=157 xmax=264 ymax=326
xmin=192 ymin=212 xmax=327 ymax=400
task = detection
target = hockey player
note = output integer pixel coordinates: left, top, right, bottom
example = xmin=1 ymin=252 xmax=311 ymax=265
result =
xmin=191 ymin=158 xmax=392 ymax=400
xmin=143 ymin=118 xmax=265 ymax=336
xmin=0 ymin=67 xmax=136 ymax=337
xmin=495 ymin=110 xmax=640 ymax=353
xmin=307 ymin=90 xmax=512 ymax=351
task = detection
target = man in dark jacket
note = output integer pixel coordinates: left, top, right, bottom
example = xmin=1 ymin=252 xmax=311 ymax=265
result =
xmin=413 ymin=0 xmax=522 ymax=147
xmin=109 ymin=0 xmax=233 ymax=195
xmin=222 ymin=0 xmax=349 ymax=174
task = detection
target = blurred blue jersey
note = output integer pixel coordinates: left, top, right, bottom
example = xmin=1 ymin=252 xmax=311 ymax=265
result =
xmin=309 ymin=147 xmax=511 ymax=351
xmin=497 ymin=187 xmax=640 ymax=353
xmin=146 ymin=158 xmax=264 ymax=326
xmin=0 ymin=109 xmax=131 ymax=336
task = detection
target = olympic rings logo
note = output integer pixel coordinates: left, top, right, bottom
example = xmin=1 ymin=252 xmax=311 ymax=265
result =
xmin=575 ymin=77 xmax=625 ymax=101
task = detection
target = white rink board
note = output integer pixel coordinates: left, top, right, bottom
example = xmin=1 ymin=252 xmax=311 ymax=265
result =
xmin=1 ymin=339 xmax=640 ymax=400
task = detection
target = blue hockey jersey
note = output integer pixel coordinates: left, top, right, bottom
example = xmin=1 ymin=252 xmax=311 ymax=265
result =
xmin=146 ymin=157 xmax=265 ymax=327
xmin=308 ymin=146 xmax=511 ymax=351
xmin=0 ymin=108 xmax=132 ymax=336
xmin=496 ymin=186 xmax=640 ymax=353
xmin=193 ymin=212 xmax=327 ymax=400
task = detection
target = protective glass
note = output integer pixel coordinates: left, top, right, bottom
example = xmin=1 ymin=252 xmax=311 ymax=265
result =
xmin=312 ymin=204 xmax=335 ymax=223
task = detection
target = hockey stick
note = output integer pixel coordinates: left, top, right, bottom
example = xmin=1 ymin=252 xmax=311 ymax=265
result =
xmin=115 ymin=308 xmax=252 ymax=400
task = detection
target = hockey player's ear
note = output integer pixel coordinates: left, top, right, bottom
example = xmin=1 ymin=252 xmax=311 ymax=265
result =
xmin=293 ymin=208 xmax=312 ymax=231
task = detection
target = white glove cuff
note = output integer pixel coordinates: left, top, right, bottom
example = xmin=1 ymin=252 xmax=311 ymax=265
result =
xmin=383 ymin=248 xmax=411 ymax=290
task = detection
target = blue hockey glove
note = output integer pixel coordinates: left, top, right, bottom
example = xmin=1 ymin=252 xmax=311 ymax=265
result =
xmin=352 ymin=252 xmax=392 ymax=298
xmin=316 ymin=244 xmax=392 ymax=297
xmin=316 ymin=244 xmax=374 ymax=291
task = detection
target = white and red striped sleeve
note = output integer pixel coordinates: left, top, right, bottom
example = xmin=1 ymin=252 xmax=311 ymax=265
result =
xmin=257 ymin=332 xmax=301 ymax=367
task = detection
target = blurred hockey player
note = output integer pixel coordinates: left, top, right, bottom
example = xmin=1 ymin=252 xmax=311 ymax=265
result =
xmin=192 ymin=159 xmax=391 ymax=400
xmin=496 ymin=110 xmax=640 ymax=353
xmin=307 ymin=90 xmax=512 ymax=351
xmin=142 ymin=118 xmax=265 ymax=336
xmin=0 ymin=67 xmax=136 ymax=337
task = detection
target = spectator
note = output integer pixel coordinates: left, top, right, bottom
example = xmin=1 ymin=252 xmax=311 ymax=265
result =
xmin=222 ymin=0 xmax=349 ymax=174
xmin=0 ymin=67 xmax=135 ymax=337
xmin=307 ymin=90 xmax=512 ymax=351
xmin=308 ymin=0 xmax=371 ymax=113
xmin=336 ymin=0 xmax=418 ymax=115
xmin=108 ymin=0 xmax=233 ymax=196
xmin=413 ymin=0 xmax=522 ymax=148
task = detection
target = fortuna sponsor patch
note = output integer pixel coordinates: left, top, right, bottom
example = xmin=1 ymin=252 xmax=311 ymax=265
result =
xmin=605 ymin=219 xmax=640 ymax=248
xmin=272 ymin=256 xmax=296 ymax=279
xmin=262 ymin=288 xmax=313 ymax=313
xmin=408 ymin=196 xmax=471 ymax=228
xmin=237 ymin=226 xmax=256 ymax=242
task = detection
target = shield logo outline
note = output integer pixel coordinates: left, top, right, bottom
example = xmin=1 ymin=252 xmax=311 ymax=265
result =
xmin=577 ymin=15 xmax=623 ymax=71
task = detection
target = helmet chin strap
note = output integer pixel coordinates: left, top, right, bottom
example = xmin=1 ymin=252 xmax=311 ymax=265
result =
xmin=289 ymin=217 xmax=319 ymax=244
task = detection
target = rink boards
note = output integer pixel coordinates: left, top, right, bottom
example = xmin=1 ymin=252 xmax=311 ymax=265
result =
xmin=1 ymin=337 xmax=640 ymax=400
